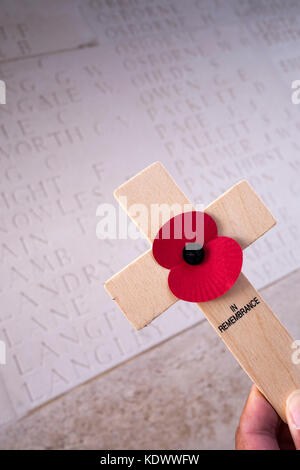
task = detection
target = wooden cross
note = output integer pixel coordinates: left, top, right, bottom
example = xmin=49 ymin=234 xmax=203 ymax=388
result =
xmin=105 ymin=162 xmax=300 ymax=421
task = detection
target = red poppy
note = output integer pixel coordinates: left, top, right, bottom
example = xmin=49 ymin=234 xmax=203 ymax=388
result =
xmin=152 ymin=211 xmax=243 ymax=302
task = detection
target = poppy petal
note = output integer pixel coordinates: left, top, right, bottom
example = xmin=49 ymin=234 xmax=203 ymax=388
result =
xmin=152 ymin=211 xmax=218 ymax=269
xmin=168 ymin=237 xmax=243 ymax=302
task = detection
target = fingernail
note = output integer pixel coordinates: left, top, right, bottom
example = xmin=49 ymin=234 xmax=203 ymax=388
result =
xmin=287 ymin=390 xmax=300 ymax=429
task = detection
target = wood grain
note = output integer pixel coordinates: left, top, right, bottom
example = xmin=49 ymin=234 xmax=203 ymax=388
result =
xmin=105 ymin=250 xmax=176 ymax=330
xmin=205 ymin=178 xmax=276 ymax=250
xmin=114 ymin=161 xmax=192 ymax=242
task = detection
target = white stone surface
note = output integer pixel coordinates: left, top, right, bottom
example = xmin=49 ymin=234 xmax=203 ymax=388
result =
xmin=231 ymin=0 xmax=300 ymax=89
xmin=79 ymin=0 xmax=236 ymax=45
xmin=0 ymin=0 xmax=94 ymax=61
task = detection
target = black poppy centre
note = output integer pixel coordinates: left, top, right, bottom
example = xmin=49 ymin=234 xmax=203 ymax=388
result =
xmin=182 ymin=242 xmax=205 ymax=266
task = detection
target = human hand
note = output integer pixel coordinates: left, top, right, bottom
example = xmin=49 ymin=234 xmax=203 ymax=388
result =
xmin=235 ymin=385 xmax=300 ymax=450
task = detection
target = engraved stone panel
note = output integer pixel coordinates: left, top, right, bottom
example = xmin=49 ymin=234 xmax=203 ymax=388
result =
xmin=0 ymin=0 xmax=94 ymax=62
xmin=0 ymin=18 xmax=299 ymax=424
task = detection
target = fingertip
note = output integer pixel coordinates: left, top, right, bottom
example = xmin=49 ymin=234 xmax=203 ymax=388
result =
xmin=286 ymin=390 xmax=300 ymax=450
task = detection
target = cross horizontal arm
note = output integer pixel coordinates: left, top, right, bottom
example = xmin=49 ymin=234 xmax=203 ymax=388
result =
xmin=114 ymin=162 xmax=276 ymax=247
xmin=105 ymin=249 xmax=176 ymax=330
xmin=205 ymin=178 xmax=276 ymax=249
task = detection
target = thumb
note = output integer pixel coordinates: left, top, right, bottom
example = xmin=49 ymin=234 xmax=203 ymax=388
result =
xmin=286 ymin=390 xmax=300 ymax=449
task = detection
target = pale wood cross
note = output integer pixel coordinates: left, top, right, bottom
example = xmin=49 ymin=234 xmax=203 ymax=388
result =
xmin=105 ymin=162 xmax=300 ymax=421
